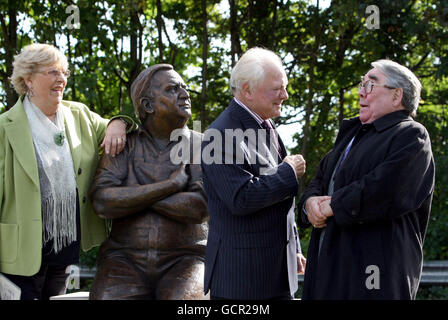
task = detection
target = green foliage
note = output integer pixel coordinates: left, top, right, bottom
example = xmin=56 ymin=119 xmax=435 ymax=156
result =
xmin=417 ymin=103 xmax=448 ymax=260
xmin=417 ymin=286 xmax=448 ymax=300
xmin=80 ymin=246 xmax=100 ymax=269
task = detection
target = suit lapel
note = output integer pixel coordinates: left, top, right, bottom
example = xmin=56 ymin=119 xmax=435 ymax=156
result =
xmin=4 ymin=98 xmax=40 ymax=188
xmin=61 ymin=102 xmax=81 ymax=173
xmin=228 ymin=100 xmax=260 ymax=131
xmin=229 ymin=100 xmax=280 ymax=169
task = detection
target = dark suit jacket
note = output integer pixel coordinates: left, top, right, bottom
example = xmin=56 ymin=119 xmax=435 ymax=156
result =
xmin=202 ymin=99 xmax=299 ymax=299
xmin=298 ymin=110 xmax=435 ymax=299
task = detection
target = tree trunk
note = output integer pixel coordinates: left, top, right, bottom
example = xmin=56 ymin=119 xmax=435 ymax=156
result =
xmin=271 ymin=0 xmax=278 ymax=50
xmin=66 ymin=32 xmax=76 ymax=101
xmin=200 ymin=0 xmax=208 ymax=131
xmin=334 ymin=25 xmax=358 ymax=126
xmin=156 ymin=0 xmax=164 ymax=62
xmin=229 ymin=0 xmax=242 ymax=65
xmin=338 ymin=88 xmax=345 ymax=125
xmin=300 ymin=3 xmax=324 ymax=193
xmin=128 ymin=1 xmax=142 ymax=90
xmin=301 ymin=68 xmax=315 ymax=159
xmin=247 ymin=0 xmax=255 ymax=47
xmin=247 ymin=0 xmax=277 ymax=49
xmin=229 ymin=0 xmax=236 ymax=66
xmin=0 ymin=5 xmax=18 ymax=110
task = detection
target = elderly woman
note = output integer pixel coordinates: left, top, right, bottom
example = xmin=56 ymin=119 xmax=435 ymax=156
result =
xmin=0 ymin=43 xmax=132 ymax=300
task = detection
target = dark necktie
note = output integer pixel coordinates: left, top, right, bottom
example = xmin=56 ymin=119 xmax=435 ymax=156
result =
xmin=337 ymin=136 xmax=355 ymax=170
xmin=261 ymin=120 xmax=283 ymax=157
xmin=329 ymin=135 xmax=355 ymax=196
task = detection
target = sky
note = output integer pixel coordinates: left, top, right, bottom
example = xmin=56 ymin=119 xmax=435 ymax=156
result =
xmin=276 ymin=111 xmax=301 ymax=150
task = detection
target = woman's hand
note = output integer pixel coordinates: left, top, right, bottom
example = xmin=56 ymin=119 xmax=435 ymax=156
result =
xmin=101 ymin=119 xmax=127 ymax=157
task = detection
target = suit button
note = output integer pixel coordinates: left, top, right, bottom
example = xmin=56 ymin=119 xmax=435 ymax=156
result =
xmin=351 ymin=210 xmax=357 ymax=216
xmin=82 ymin=196 xmax=87 ymax=203
xmin=78 ymin=168 xmax=82 ymax=175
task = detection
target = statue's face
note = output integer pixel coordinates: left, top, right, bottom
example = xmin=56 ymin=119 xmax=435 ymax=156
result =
xmin=149 ymin=69 xmax=191 ymax=126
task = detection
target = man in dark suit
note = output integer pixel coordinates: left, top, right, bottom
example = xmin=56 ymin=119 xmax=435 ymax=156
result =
xmin=201 ymin=47 xmax=306 ymax=300
xmin=298 ymin=59 xmax=435 ymax=299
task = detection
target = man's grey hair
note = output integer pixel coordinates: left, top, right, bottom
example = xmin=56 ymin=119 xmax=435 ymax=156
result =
xmin=371 ymin=59 xmax=422 ymax=116
xmin=230 ymin=47 xmax=285 ymax=95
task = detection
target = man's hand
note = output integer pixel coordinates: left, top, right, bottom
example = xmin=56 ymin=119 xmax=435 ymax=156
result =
xmin=101 ymin=119 xmax=127 ymax=157
xmin=297 ymin=253 xmax=306 ymax=275
xmin=305 ymin=196 xmax=333 ymax=228
xmin=319 ymin=198 xmax=334 ymax=218
xmin=283 ymin=154 xmax=306 ymax=178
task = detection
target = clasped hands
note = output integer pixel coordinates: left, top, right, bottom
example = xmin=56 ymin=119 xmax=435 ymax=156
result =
xmin=305 ymin=196 xmax=334 ymax=228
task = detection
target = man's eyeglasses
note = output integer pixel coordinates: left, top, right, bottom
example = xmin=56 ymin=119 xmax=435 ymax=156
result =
xmin=38 ymin=69 xmax=71 ymax=78
xmin=358 ymin=79 xmax=395 ymax=94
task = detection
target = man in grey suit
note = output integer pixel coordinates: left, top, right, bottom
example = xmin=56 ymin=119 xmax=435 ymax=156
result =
xmin=201 ymin=47 xmax=306 ymax=300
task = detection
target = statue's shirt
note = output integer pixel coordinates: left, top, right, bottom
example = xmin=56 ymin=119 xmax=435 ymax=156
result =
xmin=90 ymin=127 xmax=207 ymax=253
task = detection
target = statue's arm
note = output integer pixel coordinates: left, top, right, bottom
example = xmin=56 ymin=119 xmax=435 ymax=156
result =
xmin=90 ymin=150 xmax=188 ymax=220
xmin=91 ymin=179 xmax=186 ymax=220
xmin=149 ymin=164 xmax=208 ymax=224
xmin=151 ymin=187 xmax=208 ymax=224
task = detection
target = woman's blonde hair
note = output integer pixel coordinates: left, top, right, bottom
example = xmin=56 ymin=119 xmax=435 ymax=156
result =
xmin=10 ymin=43 xmax=69 ymax=95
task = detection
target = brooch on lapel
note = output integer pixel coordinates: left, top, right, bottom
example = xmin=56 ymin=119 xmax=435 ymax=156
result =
xmin=54 ymin=131 xmax=66 ymax=146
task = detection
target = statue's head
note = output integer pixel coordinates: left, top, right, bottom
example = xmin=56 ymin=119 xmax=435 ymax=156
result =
xmin=131 ymin=64 xmax=191 ymax=128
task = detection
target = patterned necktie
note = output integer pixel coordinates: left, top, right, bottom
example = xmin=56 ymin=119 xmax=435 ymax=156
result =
xmin=261 ymin=120 xmax=283 ymax=157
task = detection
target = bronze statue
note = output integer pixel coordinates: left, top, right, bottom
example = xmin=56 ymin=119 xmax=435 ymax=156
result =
xmin=88 ymin=64 xmax=209 ymax=300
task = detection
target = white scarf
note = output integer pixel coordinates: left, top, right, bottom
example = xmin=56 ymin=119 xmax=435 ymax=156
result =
xmin=23 ymin=97 xmax=77 ymax=254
